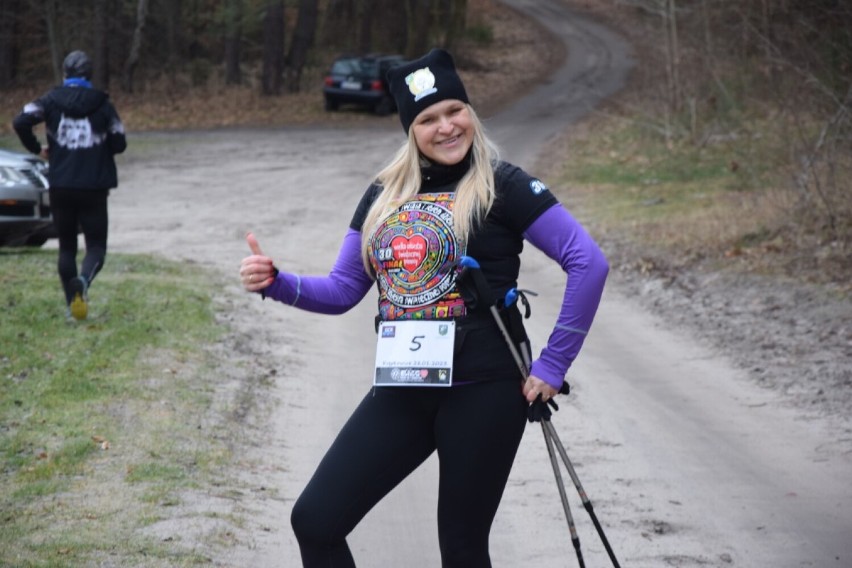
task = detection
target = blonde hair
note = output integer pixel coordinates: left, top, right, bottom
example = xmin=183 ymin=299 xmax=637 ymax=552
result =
xmin=360 ymin=104 xmax=499 ymax=271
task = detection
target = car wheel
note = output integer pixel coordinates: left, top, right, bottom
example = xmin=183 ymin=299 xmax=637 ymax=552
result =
xmin=374 ymin=96 xmax=394 ymax=116
xmin=325 ymin=97 xmax=339 ymax=112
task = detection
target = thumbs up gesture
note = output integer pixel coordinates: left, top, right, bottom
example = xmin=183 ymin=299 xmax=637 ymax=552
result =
xmin=240 ymin=232 xmax=277 ymax=291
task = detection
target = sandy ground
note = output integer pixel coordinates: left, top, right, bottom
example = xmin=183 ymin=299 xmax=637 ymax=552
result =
xmin=102 ymin=1 xmax=851 ymax=566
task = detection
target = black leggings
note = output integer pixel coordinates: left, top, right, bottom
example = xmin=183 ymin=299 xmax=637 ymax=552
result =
xmin=291 ymin=380 xmax=528 ymax=567
xmin=49 ymin=188 xmax=109 ymax=304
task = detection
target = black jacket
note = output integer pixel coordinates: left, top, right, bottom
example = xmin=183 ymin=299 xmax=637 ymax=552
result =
xmin=13 ymin=85 xmax=127 ymax=190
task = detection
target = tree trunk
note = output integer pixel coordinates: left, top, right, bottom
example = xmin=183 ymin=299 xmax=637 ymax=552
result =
xmin=760 ymin=0 xmax=771 ymax=59
xmin=40 ymin=0 xmax=61 ymax=83
xmin=0 ymin=0 xmax=19 ymax=87
xmin=165 ymin=0 xmax=183 ymax=76
xmin=370 ymin=0 xmax=405 ymax=52
xmin=284 ymin=0 xmax=318 ymax=93
xmin=322 ymin=0 xmax=357 ymax=51
xmin=443 ymin=0 xmax=466 ymax=51
xmin=122 ymin=0 xmax=149 ymax=93
xmin=664 ymin=0 xmax=681 ymax=114
xmin=700 ymin=0 xmax=712 ymax=59
xmin=93 ymin=0 xmax=109 ymax=89
xmin=261 ymin=0 xmax=285 ymax=95
xmin=224 ymin=0 xmax=243 ymax=85
xmin=406 ymin=0 xmax=431 ymax=57
xmin=358 ymin=0 xmax=374 ymax=54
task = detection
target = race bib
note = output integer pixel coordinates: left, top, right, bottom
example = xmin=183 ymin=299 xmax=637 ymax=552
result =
xmin=374 ymin=320 xmax=455 ymax=387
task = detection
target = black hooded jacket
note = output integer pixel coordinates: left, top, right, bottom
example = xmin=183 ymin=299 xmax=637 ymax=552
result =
xmin=13 ymin=85 xmax=127 ymax=190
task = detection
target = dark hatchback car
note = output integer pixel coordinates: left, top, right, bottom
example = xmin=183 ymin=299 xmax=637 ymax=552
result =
xmin=323 ymin=54 xmax=406 ymax=116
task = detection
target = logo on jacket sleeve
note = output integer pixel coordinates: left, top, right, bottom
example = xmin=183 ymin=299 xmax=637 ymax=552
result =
xmin=530 ymin=179 xmax=547 ymax=195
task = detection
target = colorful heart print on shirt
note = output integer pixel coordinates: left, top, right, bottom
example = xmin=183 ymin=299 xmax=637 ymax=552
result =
xmin=371 ymin=193 xmax=466 ymax=320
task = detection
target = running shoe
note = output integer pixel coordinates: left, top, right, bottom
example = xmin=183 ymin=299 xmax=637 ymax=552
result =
xmin=68 ymin=276 xmax=88 ymax=321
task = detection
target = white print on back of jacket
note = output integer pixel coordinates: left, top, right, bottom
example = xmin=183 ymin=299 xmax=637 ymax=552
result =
xmin=56 ymin=114 xmax=106 ymax=149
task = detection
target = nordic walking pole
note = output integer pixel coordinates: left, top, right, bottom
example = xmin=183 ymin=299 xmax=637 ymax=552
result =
xmin=456 ymin=256 xmax=589 ymax=565
xmin=542 ymin=421 xmax=585 ymax=567
xmin=543 ymin=420 xmax=621 ymax=568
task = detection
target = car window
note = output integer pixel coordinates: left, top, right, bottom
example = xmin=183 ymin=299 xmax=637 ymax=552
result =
xmin=331 ymin=58 xmax=361 ymax=76
xmin=359 ymin=60 xmax=380 ymax=77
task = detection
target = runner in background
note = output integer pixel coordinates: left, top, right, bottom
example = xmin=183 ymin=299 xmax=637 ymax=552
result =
xmin=13 ymin=50 xmax=127 ymax=321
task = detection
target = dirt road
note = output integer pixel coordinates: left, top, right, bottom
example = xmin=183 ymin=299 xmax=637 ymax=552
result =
xmin=107 ymin=1 xmax=851 ymax=566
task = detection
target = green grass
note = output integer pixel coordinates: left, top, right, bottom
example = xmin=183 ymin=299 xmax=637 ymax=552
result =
xmin=0 ymin=249 xmax=235 ymax=567
xmin=553 ymin=117 xmax=790 ymax=258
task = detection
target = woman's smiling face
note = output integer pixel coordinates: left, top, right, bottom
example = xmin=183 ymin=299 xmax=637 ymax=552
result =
xmin=411 ymin=99 xmax=474 ymax=166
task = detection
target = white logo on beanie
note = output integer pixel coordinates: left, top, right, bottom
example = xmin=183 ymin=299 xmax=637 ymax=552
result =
xmin=406 ymin=67 xmax=437 ymax=101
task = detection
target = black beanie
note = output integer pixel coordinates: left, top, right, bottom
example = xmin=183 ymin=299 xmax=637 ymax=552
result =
xmin=387 ymin=48 xmax=469 ymax=134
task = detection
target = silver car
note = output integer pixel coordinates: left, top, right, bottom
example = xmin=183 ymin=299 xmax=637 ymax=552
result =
xmin=0 ymin=148 xmax=52 ymax=246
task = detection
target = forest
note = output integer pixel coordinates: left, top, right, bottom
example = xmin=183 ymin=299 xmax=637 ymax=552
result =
xmin=0 ymin=0 xmax=474 ymax=94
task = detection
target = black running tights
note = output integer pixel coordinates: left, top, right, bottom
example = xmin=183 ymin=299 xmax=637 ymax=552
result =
xmin=290 ymin=380 xmax=528 ymax=568
xmin=49 ymin=188 xmax=109 ymax=304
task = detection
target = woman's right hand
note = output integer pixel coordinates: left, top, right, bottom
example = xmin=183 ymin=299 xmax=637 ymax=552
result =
xmin=240 ymin=232 xmax=277 ymax=292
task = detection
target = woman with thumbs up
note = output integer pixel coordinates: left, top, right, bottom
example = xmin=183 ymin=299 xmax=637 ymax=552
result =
xmin=239 ymin=48 xmax=609 ymax=567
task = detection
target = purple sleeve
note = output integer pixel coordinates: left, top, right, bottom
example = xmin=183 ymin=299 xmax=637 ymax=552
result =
xmin=523 ymin=204 xmax=609 ymax=388
xmin=261 ymin=228 xmax=374 ymax=314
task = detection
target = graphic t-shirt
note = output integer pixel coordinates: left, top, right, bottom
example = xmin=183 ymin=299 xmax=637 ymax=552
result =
xmin=351 ymin=160 xmax=558 ymax=381
xmin=369 ymin=191 xmax=466 ymax=321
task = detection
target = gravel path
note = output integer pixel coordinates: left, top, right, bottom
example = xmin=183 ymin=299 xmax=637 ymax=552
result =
xmin=103 ymin=1 xmax=852 ymax=566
